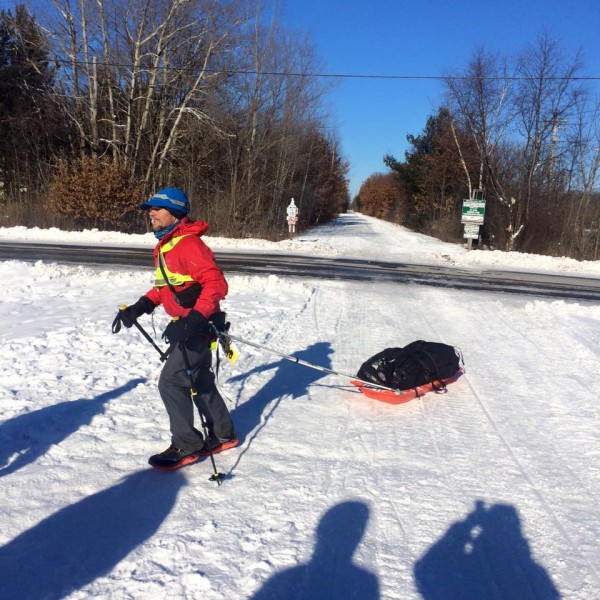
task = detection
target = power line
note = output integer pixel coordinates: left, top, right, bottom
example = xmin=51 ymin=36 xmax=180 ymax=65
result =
xmin=62 ymin=59 xmax=600 ymax=82
xmin=234 ymin=70 xmax=600 ymax=82
xmin=223 ymin=70 xmax=600 ymax=82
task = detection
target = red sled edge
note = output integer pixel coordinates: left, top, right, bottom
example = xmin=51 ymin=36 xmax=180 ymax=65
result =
xmin=350 ymin=369 xmax=465 ymax=405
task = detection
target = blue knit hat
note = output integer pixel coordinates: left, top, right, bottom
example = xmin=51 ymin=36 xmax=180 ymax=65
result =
xmin=140 ymin=188 xmax=190 ymax=219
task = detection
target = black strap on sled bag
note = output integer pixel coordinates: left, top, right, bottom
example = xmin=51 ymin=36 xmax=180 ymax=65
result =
xmin=356 ymin=340 xmax=463 ymax=391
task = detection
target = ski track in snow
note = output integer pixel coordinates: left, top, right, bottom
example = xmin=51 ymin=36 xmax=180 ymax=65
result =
xmin=1 ymin=219 xmax=600 ymax=598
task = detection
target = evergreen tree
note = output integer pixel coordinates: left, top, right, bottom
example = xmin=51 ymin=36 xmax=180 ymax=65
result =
xmin=0 ymin=4 xmax=62 ymax=200
xmin=384 ymin=107 xmax=474 ymax=237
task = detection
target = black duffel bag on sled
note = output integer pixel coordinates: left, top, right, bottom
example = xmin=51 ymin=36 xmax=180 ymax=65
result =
xmin=356 ymin=340 xmax=463 ymax=394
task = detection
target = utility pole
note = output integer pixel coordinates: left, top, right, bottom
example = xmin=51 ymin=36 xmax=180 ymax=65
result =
xmin=549 ymin=113 xmax=567 ymax=179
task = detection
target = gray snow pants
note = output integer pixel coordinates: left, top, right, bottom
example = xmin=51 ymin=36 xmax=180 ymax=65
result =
xmin=158 ymin=337 xmax=234 ymax=452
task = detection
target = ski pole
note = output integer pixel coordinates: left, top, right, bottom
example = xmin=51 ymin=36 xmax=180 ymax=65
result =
xmin=212 ymin=329 xmax=400 ymax=394
xmin=117 ymin=305 xmax=170 ymax=361
xmin=178 ymin=341 xmax=225 ymax=485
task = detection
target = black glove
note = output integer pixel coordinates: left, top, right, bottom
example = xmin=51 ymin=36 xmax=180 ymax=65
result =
xmin=209 ymin=311 xmax=229 ymax=335
xmin=161 ymin=310 xmax=209 ymax=344
xmin=112 ymin=296 xmax=155 ymax=333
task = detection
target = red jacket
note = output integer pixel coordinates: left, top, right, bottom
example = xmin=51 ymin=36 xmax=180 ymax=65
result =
xmin=144 ymin=218 xmax=227 ymax=319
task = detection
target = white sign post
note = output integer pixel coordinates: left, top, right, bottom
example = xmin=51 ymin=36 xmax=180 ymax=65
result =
xmin=286 ymin=198 xmax=299 ymax=240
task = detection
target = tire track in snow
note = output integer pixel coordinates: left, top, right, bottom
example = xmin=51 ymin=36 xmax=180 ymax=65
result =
xmin=293 ymin=280 xmax=418 ymax=595
xmin=419 ymin=292 xmax=600 ymax=590
xmin=462 ymin=373 xmax=600 ymax=588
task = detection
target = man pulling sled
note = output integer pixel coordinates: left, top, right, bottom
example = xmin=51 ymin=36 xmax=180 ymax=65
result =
xmin=112 ymin=187 xmax=237 ymax=472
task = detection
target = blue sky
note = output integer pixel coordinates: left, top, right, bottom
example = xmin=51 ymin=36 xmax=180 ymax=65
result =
xmin=280 ymin=0 xmax=600 ymax=198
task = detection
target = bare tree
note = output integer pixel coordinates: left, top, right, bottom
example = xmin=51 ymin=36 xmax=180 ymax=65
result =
xmin=510 ymin=33 xmax=585 ymax=249
xmin=48 ymin=0 xmax=251 ymax=188
xmin=190 ymin=17 xmax=332 ymax=236
xmin=445 ymin=47 xmax=514 ymax=247
xmin=559 ymin=98 xmax=600 ymax=259
xmin=446 ymin=37 xmax=585 ymax=251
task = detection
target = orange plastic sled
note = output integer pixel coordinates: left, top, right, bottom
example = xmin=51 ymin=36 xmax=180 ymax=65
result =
xmin=351 ymin=369 xmax=464 ymax=405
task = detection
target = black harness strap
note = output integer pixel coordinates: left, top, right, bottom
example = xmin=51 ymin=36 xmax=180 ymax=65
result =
xmin=158 ymin=251 xmax=178 ymax=298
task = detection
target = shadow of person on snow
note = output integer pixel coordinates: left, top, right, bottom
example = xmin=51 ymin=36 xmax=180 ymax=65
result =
xmin=0 ymin=468 xmax=186 ymax=599
xmin=228 ymin=342 xmax=333 ymax=444
xmin=414 ymin=500 xmax=560 ymax=600
xmin=250 ymin=500 xmax=380 ymax=600
xmin=0 ymin=378 xmax=146 ymax=478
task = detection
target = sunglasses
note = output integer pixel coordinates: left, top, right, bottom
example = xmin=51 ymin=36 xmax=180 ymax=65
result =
xmin=147 ymin=205 xmax=166 ymax=211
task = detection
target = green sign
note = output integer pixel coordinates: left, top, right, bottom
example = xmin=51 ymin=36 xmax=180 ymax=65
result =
xmin=461 ymin=199 xmax=486 ymax=224
xmin=463 ymin=224 xmax=480 ymax=239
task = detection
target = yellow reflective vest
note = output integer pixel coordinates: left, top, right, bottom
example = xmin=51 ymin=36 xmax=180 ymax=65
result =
xmin=154 ymin=235 xmax=195 ymax=288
